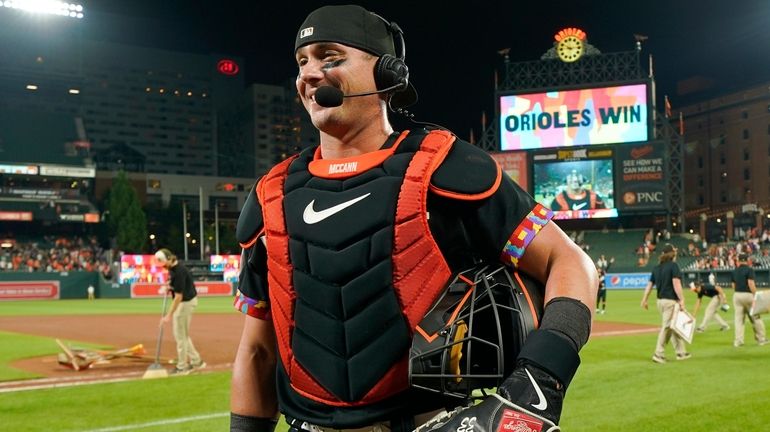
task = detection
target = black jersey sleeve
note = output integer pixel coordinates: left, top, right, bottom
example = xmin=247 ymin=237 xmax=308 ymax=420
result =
xmin=461 ymin=172 xmax=552 ymax=268
xmin=233 ymin=179 xmax=271 ymax=320
xmin=426 ymin=138 xmax=551 ymax=269
xmin=236 ymin=180 xmax=264 ymax=247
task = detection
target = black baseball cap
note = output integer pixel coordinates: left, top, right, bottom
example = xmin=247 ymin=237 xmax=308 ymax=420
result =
xmin=661 ymin=243 xmax=677 ymax=253
xmin=294 ymin=5 xmax=418 ymax=108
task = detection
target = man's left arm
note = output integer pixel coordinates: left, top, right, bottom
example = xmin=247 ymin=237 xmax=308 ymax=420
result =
xmin=715 ymin=286 xmax=727 ymax=304
xmin=517 ymin=222 xmax=598 ymax=308
xmin=417 ymin=222 xmax=596 ymax=432
xmin=748 ymin=278 xmax=757 ymax=294
xmin=496 ymin=220 xmax=597 ymax=423
xmin=161 ymin=270 xmax=184 ymax=323
xmin=162 ymin=293 xmax=183 ymax=324
xmin=672 ymin=278 xmax=686 ymax=310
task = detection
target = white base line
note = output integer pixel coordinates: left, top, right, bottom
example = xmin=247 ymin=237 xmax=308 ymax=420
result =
xmin=592 ymin=328 xmax=658 ymax=337
xmin=0 ymin=376 xmax=139 ymax=394
xmin=81 ymin=412 xmax=229 ymax=432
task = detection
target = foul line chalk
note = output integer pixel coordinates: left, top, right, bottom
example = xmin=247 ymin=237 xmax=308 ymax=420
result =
xmin=80 ymin=412 xmax=229 ymax=432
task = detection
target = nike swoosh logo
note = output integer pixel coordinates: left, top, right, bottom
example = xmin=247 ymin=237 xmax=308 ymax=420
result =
xmin=526 ymin=368 xmax=548 ymax=410
xmin=572 ymin=202 xmax=587 ymax=210
xmin=302 ymin=193 xmax=371 ymax=224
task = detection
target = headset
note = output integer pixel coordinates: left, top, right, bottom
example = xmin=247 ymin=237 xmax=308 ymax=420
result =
xmin=565 ymin=170 xmax=586 ymax=186
xmin=370 ymin=12 xmax=409 ymax=93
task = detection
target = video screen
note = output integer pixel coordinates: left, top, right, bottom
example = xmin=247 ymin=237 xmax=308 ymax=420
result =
xmin=120 ymin=254 xmax=168 ymax=284
xmin=499 ymin=83 xmax=649 ymax=150
xmin=210 ymin=254 xmax=241 ymax=283
xmin=533 ymin=159 xmax=618 ymax=220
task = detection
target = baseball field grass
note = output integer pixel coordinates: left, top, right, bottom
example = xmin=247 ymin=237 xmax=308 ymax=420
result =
xmin=2 ymin=290 xmax=769 ymax=431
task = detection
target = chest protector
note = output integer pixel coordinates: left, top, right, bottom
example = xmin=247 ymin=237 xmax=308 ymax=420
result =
xmin=258 ymin=130 xmax=455 ymax=406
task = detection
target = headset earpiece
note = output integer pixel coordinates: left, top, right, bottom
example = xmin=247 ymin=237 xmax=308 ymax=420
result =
xmin=371 ymin=14 xmax=409 ymax=92
xmin=566 ymin=171 xmax=585 ymax=186
xmin=374 ymin=54 xmax=408 ymax=91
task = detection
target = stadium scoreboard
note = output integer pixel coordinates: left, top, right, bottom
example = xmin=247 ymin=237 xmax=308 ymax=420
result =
xmin=493 ymin=80 xmax=664 ymax=220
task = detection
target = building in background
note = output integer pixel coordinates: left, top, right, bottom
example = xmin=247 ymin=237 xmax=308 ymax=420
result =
xmin=680 ymin=82 xmax=770 ymax=209
xmin=217 ymin=81 xmax=318 ymax=178
xmin=0 ymin=109 xmax=98 ymax=227
xmin=0 ymin=30 xmax=243 ymax=176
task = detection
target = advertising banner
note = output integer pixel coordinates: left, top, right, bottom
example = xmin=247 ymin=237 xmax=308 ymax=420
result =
xmin=0 ymin=164 xmax=38 ymax=175
xmin=0 ymin=281 xmax=60 ymax=300
xmin=131 ymin=281 xmax=233 ymax=298
xmin=489 ymin=151 xmax=528 ymax=192
xmin=615 ymin=141 xmax=666 ymax=212
xmin=604 ymin=273 xmax=651 ymax=289
xmin=39 ymin=165 xmax=96 ymax=178
xmin=0 ymin=211 xmax=33 ymax=221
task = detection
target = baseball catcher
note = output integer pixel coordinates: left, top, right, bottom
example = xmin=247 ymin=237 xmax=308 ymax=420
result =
xmin=229 ymin=5 xmax=596 ymax=432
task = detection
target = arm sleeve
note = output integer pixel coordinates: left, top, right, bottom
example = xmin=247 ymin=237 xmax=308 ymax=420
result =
xmin=672 ymin=263 xmax=682 ymax=279
xmin=233 ymin=179 xmax=271 ymax=320
xmin=170 ymin=269 xmax=184 ymax=294
xmin=234 ymin=240 xmax=271 ymax=320
xmin=428 ymin=139 xmax=551 ymax=268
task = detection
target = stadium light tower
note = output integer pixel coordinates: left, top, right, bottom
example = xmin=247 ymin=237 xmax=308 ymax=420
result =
xmin=1 ymin=0 xmax=84 ymax=19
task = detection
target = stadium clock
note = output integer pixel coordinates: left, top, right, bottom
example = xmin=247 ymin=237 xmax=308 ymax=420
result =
xmin=557 ymin=35 xmax=584 ymax=62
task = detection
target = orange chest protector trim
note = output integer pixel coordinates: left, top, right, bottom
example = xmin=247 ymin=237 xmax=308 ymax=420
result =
xmin=258 ymin=130 xmax=455 ymax=407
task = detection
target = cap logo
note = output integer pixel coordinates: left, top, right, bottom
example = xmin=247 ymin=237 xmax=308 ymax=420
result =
xmin=300 ymin=27 xmax=314 ymax=39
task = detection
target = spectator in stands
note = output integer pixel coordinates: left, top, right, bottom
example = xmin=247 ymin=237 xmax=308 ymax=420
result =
xmin=596 ymin=255 xmax=614 ymax=272
xmin=0 ymin=235 xmax=110 ymax=274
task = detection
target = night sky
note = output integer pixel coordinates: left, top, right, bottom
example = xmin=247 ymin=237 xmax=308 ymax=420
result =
xmin=12 ymin=0 xmax=770 ymax=139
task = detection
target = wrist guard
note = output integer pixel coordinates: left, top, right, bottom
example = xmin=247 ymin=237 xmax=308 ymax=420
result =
xmin=497 ymin=329 xmax=581 ymax=425
xmin=230 ymin=413 xmax=277 ymax=432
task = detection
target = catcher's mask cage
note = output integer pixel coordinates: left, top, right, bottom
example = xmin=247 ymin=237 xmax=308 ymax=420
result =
xmin=409 ymin=263 xmax=544 ymax=400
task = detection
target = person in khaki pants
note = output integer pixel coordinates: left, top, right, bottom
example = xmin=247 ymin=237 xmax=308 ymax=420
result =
xmin=731 ymin=254 xmax=768 ymax=347
xmin=641 ymin=243 xmax=691 ymax=363
xmin=691 ymin=279 xmax=730 ymax=332
xmin=155 ymin=248 xmax=206 ymax=374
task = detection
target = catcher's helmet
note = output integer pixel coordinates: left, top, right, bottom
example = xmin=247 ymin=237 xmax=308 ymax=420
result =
xmin=409 ymin=263 xmax=544 ymax=400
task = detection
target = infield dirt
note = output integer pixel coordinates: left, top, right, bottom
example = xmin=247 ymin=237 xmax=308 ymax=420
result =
xmin=0 ymin=314 xmax=654 ymax=390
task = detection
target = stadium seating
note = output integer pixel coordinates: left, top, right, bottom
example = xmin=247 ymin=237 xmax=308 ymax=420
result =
xmin=583 ymin=228 xmax=697 ymax=273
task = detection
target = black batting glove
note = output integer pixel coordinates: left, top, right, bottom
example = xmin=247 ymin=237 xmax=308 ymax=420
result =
xmin=413 ymin=391 xmax=559 ymax=432
xmin=497 ymin=363 xmax=564 ymax=425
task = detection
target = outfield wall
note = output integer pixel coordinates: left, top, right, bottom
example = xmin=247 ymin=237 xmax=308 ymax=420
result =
xmin=0 ymin=272 xmax=234 ymax=300
xmin=605 ymin=269 xmax=770 ymax=289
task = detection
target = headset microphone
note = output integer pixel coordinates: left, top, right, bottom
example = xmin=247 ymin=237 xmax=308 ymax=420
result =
xmin=314 ymin=83 xmax=406 ymax=108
